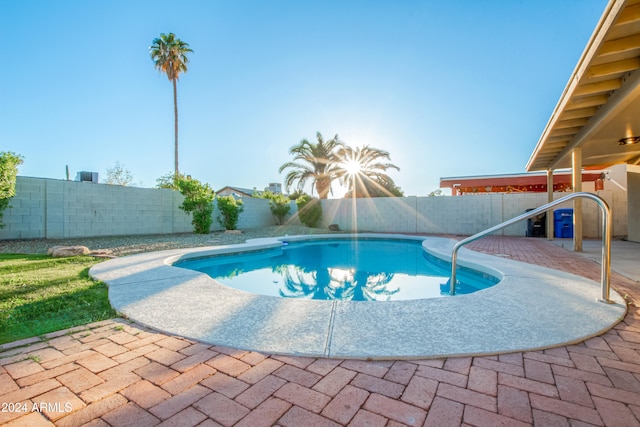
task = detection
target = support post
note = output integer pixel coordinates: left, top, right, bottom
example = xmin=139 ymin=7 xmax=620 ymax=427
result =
xmin=572 ymin=149 xmax=583 ymax=252
xmin=547 ymin=169 xmax=554 ymax=240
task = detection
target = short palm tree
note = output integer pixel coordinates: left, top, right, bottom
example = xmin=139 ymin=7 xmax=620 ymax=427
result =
xmin=279 ymin=132 xmax=345 ymax=199
xmin=149 ymin=33 xmax=193 ymax=177
xmin=336 ymin=145 xmax=400 ymax=198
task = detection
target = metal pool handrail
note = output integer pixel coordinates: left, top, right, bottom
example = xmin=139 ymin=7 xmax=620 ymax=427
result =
xmin=450 ymin=192 xmax=613 ymax=303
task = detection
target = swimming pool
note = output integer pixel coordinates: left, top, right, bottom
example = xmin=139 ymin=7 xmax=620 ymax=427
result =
xmin=89 ymin=234 xmax=626 ymax=359
xmin=174 ymin=238 xmax=498 ymax=301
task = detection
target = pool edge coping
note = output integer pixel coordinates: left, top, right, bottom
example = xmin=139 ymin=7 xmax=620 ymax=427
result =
xmin=89 ymin=234 xmax=628 ymax=360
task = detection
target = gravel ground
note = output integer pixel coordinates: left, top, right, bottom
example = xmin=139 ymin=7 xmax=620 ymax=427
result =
xmin=0 ymin=225 xmax=337 ymax=256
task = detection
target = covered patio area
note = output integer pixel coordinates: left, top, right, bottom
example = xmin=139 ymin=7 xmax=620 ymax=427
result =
xmin=526 ymin=0 xmax=640 ymax=248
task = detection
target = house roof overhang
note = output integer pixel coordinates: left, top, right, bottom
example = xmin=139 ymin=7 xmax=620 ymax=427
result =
xmin=526 ymin=0 xmax=640 ymax=172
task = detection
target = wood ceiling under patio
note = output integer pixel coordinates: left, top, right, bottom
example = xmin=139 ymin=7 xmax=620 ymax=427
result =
xmin=527 ymin=0 xmax=640 ymax=172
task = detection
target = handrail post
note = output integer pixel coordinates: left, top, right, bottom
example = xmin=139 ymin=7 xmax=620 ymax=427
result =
xmin=450 ymin=192 xmax=613 ymax=304
xmin=598 ymin=197 xmax=612 ymax=303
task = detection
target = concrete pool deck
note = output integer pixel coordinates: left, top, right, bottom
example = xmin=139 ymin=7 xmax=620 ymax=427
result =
xmin=88 ymin=235 xmax=627 ymax=360
xmin=2 ymin=235 xmax=640 ymax=426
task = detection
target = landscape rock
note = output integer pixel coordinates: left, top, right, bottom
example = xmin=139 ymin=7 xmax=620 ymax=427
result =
xmin=89 ymin=249 xmax=116 ymax=259
xmin=48 ymin=245 xmax=91 ymax=257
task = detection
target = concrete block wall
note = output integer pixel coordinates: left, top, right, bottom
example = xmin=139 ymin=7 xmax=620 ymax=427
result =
xmin=0 ymin=177 xmax=196 ymax=239
xmin=550 ymin=190 xmax=625 ymax=238
xmin=218 ymin=198 xmax=302 ymax=230
xmin=0 ymin=176 xmax=47 ymax=239
xmin=321 ymin=197 xmax=418 ymax=233
xmin=501 ymin=193 xmax=543 ymax=236
xmin=611 ymin=190 xmax=628 ymax=237
xmin=0 ymin=177 xmax=304 ymax=240
xmin=441 ymin=195 xmax=495 ymax=235
xmin=626 ymin=167 xmax=640 ymax=242
xmin=322 ymin=194 xmax=527 ymax=236
xmin=321 ymin=192 xmax=627 ymax=238
xmin=232 ymin=197 xmax=275 ymax=230
xmin=581 ymin=191 xmax=607 ymax=238
xmin=0 ymin=176 xmax=629 ymax=240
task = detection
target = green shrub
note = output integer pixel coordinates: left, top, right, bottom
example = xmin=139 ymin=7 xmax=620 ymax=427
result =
xmin=175 ymin=176 xmax=215 ymax=234
xmin=259 ymin=190 xmax=291 ymax=225
xmin=269 ymin=194 xmax=291 ymax=225
xmin=217 ymin=195 xmax=244 ymax=230
xmin=296 ymin=194 xmax=322 ymax=228
xmin=0 ymin=152 xmax=24 ymax=229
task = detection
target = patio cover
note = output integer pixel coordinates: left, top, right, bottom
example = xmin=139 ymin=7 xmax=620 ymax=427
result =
xmin=526 ymin=0 xmax=640 ymax=244
xmin=526 ymin=0 xmax=640 ymax=171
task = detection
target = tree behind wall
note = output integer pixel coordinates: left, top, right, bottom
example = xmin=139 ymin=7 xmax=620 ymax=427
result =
xmin=279 ymin=132 xmax=345 ymax=199
xmin=149 ymin=33 xmax=193 ymax=177
xmin=0 ymin=152 xmax=23 ymax=228
xmin=105 ymin=162 xmax=134 ymax=186
xmin=336 ymin=145 xmax=401 ymax=198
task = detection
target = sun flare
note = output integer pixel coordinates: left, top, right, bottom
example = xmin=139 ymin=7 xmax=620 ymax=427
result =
xmin=343 ymin=159 xmax=363 ymax=176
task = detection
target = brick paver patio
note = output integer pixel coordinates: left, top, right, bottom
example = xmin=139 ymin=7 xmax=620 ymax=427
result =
xmin=1 ymin=236 xmax=639 ymax=426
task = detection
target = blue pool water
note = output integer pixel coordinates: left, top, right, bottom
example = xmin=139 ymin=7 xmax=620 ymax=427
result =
xmin=175 ymin=238 xmax=499 ymax=301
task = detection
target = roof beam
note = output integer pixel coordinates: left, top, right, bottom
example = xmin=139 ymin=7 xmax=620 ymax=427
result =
xmin=573 ymin=79 xmax=622 ymax=97
xmin=550 ymin=126 xmax=583 ymax=137
xmin=587 ymin=57 xmax=640 ymax=79
xmin=599 ymin=33 xmax=640 ymax=56
xmin=546 ymin=135 xmax=572 ymax=143
xmin=538 ymin=152 xmax=561 ymax=158
xmin=555 ymin=117 xmax=591 ymax=128
xmin=617 ymin=3 xmax=640 ymax=24
xmin=546 ymin=142 xmax=570 ymax=149
xmin=566 ymin=94 xmax=610 ymax=109
xmin=560 ymin=107 xmax=599 ymax=120
xmin=548 ymin=67 xmax=640 ymax=170
xmin=540 ymin=150 xmax=563 ymax=156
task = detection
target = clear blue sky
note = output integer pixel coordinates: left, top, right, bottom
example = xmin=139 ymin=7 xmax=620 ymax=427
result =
xmin=1 ymin=0 xmax=607 ymax=197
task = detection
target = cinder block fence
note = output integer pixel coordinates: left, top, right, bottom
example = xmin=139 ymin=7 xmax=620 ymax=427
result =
xmin=319 ymin=191 xmax=627 ymax=238
xmin=0 ymin=176 xmax=627 ymax=240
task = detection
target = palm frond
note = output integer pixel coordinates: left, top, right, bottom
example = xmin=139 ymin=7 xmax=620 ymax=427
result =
xmin=279 ymin=132 xmax=345 ymax=198
xmin=149 ymin=32 xmax=193 ymax=81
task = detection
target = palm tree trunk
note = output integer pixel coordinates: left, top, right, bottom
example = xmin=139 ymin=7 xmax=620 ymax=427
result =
xmin=173 ymin=78 xmax=179 ymax=177
xmin=316 ymin=177 xmax=330 ymax=199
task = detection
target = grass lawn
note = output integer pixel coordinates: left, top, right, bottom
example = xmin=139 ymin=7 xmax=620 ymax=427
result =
xmin=0 ymin=254 xmax=116 ymax=345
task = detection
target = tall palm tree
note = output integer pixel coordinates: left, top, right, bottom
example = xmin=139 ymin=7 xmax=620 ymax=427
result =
xmin=149 ymin=33 xmax=193 ymax=177
xmin=336 ymin=145 xmax=401 ymax=198
xmin=279 ymin=132 xmax=344 ymax=199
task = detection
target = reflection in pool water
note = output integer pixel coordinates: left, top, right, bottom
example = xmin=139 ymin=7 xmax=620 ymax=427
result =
xmin=175 ymin=239 xmax=498 ymax=301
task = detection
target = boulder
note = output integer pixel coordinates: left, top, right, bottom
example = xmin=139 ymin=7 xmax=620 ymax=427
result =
xmin=328 ymin=224 xmax=340 ymax=231
xmin=48 ymin=245 xmax=91 ymax=257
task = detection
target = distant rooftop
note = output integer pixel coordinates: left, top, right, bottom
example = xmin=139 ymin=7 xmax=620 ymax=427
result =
xmin=216 ymin=183 xmax=282 ymax=198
